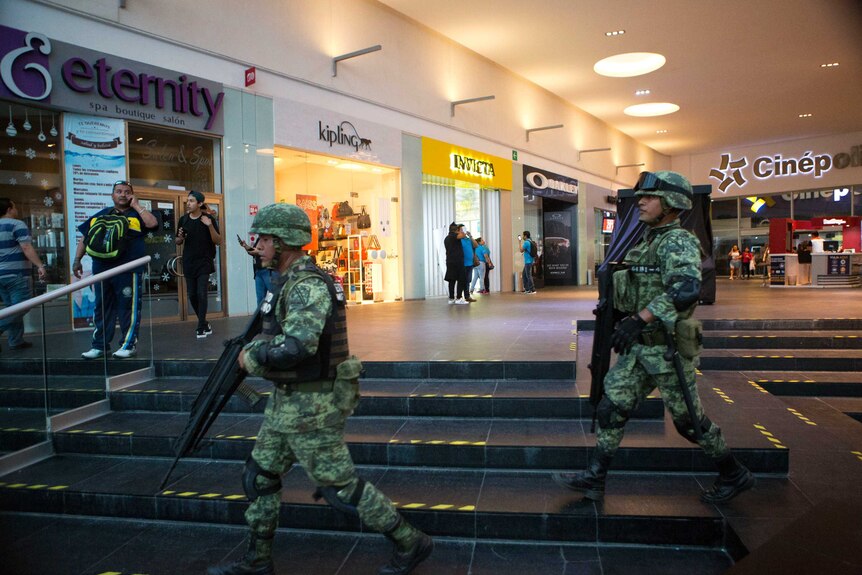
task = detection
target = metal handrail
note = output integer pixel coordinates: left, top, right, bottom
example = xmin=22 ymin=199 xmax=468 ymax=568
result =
xmin=0 ymin=256 xmax=151 ymax=321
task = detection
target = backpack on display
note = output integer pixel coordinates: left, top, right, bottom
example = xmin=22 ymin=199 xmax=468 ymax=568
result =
xmin=84 ymin=213 xmax=130 ymax=259
xmin=528 ymin=239 xmax=538 ymax=258
xmin=332 ymin=201 xmax=354 ymax=218
xmin=357 ymin=206 xmax=372 ymax=229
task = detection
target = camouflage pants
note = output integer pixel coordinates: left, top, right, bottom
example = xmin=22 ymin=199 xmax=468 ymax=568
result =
xmin=596 ymin=350 xmax=729 ymax=459
xmin=244 ymin=391 xmax=419 ymax=551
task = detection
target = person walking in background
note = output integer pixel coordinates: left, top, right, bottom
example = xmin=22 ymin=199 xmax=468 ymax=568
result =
xmin=810 ymin=231 xmax=824 ymax=253
xmin=740 ymin=247 xmax=753 ymax=279
xmin=520 ymin=231 xmax=536 ymax=294
xmin=471 ymin=237 xmax=491 ymax=294
xmin=760 ymin=246 xmax=771 ymax=286
xmin=444 ymin=222 xmax=468 ymax=304
xmin=797 ymin=238 xmax=812 ymax=285
xmin=0 ymin=198 xmax=48 ymax=353
xmin=728 ymin=245 xmax=741 ymax=280
xmin=460 ymin=226 xmax=478 ymax=302
xmin=73 ymin=180 xmax=158 ymax=359
xmin=176 ymin=191 xmax=221 ymax=338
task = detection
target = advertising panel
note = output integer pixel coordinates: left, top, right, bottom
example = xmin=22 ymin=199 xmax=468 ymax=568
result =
xmin=63 ymin=113 xmax=127 ymax=326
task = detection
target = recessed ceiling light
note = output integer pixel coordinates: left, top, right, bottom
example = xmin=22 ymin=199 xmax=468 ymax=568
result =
xmin=820 ymin=62 xmax=839 ymax=68
xmin=605 ymin=30 xmax=625 ymax=37
xmin=655 ymin=129 xmax=668 ymax=134
xmin=135 ymin=137 xmax=143 ymax=142
xmin=635 ymin=89 xmax=651 ymax=96
xmin=327 ymin=159 xmax=339 ymax=165
xmin=624 ymin=103 xmax=680 ymax=117
xmin=798 ymin=113 xmax=813 ymax=118
xmin=594 ymin=53 xmax=666 ymax=78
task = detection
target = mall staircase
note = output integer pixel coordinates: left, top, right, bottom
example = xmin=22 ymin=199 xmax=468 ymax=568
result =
xmin=7 ymin=318 xmax=862 ymax=573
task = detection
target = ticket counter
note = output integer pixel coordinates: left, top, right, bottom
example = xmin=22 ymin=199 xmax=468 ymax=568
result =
xmin=770 ymin=252 xmax=862 ymax=287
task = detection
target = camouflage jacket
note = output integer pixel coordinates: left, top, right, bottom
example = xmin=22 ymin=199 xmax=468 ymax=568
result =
xmin=242 ymin=255 xmax=332 ymax=378
xmin=619 ymin=219 xmax=701 ymax=324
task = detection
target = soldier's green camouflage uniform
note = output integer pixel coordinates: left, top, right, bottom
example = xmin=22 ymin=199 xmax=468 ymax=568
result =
xmin=240 ymin=255 xmax=423 ymax=560
xmin=600 ymin=220 xmax=728 ymax=458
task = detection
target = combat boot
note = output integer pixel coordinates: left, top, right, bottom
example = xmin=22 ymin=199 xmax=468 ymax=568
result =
xmin=379 ymin=516 xmax=433 ymax=575
xmin=551 ymin=449 xmax=613 ymax=501
xmin=207 ymin=533 xmax=275 ymax=575
xmin=701 ymin=454 xmax=756 ymax=504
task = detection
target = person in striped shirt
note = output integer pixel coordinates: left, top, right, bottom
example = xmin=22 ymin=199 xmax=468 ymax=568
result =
xmin=0 ymin=198 xmax=47 ymax=352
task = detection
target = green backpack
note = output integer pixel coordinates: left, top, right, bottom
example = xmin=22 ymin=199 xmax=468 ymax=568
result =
xmin=84 ymin=213 xmax=130 ymax=260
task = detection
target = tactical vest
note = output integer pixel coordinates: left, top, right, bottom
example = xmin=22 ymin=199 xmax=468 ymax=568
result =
xmin=614 ymin=224 xmax=697 ymax=322
xmin=259 ymin=260 xmax=349 ymax=384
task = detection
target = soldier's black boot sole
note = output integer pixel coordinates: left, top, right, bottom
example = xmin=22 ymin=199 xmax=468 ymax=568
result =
xmin=551 ymin=472 xmax=605 ymax=501
xmin=701 ymin=454 xmax=757 ymax=504
xmin=378 ymin=533 xmax=434 ymax=575
xmin=701 ymin=468 xmax=756 ymax=504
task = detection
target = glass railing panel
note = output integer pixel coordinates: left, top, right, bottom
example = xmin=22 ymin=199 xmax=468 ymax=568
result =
xmin=0 ymin=297 xmax=48 ymax=455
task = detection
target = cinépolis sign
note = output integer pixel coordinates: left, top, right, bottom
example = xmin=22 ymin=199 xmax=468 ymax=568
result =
xmin=708 ymin=145 xmax=862 ymax=193
xmin=0 ymin=25 xmax=225 ymax=134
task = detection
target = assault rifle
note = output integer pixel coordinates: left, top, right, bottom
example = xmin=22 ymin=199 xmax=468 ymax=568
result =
xmin=159 ymin=310 xmax=264 ymax=490
xmin=587 ymin=263 xmax=625 ymax=432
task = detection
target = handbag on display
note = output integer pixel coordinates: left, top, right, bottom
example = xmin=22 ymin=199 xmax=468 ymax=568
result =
xmin=357 ymin=206 xmax=372 ymax=229
xmin=333 ymin=201 xmax=354 ymax=218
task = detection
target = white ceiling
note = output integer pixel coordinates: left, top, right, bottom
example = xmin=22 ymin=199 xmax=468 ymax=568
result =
xmin=379 ymin=0 xmax=862 ymax=157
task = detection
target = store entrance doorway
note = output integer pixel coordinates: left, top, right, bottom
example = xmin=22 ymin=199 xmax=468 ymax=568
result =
xmin=135 ymin=188 xmax=226 ymax=323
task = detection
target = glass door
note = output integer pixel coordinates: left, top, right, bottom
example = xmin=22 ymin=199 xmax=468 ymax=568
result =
xmin=135 ymin=188 xmax=226 ymax=323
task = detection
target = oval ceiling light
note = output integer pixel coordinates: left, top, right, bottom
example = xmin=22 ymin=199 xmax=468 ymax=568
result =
xmin=624 ymin=102 xmax=680 ymax=117
xmin=594 ymin=52 xmax=666 ymax=78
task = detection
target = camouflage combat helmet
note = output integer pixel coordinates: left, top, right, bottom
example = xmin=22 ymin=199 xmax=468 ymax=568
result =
xmin=249 ymin=203 xmax=311 ymax=247
xmin=633 ymin=170 xmax=693 ymax=210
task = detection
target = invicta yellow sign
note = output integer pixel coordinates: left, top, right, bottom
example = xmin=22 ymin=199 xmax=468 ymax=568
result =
xmin=422 ymin=137 xmax=512 ymax=189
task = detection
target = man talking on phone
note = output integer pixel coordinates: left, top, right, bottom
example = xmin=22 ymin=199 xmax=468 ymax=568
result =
xmin=73 ymin=180 xmax=158 ymax=359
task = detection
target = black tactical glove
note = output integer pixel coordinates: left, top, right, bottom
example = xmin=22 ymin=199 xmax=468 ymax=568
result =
xmin=611 ymin=314 xmax=648 ymax=355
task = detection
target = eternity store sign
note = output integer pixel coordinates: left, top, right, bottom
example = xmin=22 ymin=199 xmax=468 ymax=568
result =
xmin=0 ymin=25 xmax=225 ymax=134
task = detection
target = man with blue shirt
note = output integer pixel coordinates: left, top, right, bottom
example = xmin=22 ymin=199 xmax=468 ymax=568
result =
xmin=460 ymin=225 xmax=478 ymax=302
xmin=72 ymin=181 xmax=157 ymax=359
xmin=520 ymin=230 xmax=536 ymax=294
xmin=0 ymin=198 xmax=47 ymax=352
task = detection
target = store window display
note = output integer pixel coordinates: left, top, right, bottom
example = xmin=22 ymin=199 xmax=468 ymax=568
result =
xmin=274 ymin=149 xmax=401 ymax=303
xmin=0 ymin=101 xmax=64 ymax=290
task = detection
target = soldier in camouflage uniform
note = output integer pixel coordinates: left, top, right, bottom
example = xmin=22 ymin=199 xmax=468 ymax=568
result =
xmin=208 ymin=204 xmax=432 ymax=575
xmin=552 ymin=171 xmax=755 ymax=504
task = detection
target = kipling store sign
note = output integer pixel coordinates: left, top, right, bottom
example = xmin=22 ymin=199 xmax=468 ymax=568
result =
xmin=0 ymin=26 xmax=225 ymax=134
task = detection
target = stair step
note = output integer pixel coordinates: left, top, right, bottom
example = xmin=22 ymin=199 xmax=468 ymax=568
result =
xmin=704 ymin=333 xmax=862 ymax=349
xmin=0 ymin=512 xmax=736 ymax=575
xmin=108 ymin=377 xmax=665 ymax=420
xmin=700 ymin=350 xmax=862 ymax=372
xmin=0 ymin=454 xmax=740 ymax=548
xmin=51 ymin=412 xmax=788 ymax=473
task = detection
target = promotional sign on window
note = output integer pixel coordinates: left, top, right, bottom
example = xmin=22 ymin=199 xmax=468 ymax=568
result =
xmin=827 ymin=254 xmax=850 ymax=275
xmin=295 ymin=194 xmax=318 ymax=252
xmin=63 ymin=113 xmax=127 ymax=326
xmin=770 ymin=255 xmax=786 ymax=285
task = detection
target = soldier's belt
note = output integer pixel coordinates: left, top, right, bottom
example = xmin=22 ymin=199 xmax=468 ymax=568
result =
xmin=638 ymin=331 xmax=668 ymax=346
xmin=274 ymin=381 xmax=334 ymax=394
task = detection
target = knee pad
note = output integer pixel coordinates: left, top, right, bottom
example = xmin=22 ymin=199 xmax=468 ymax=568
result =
xmin=596 ymin=396 xmax=629 ymax=430
xmin=673 ymin=414 xmax=713 ymax=444
xmin=242 ymin=456 xmax=282 ymax=502
xmin=313 ymin=477 xmax=366 ymax=517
